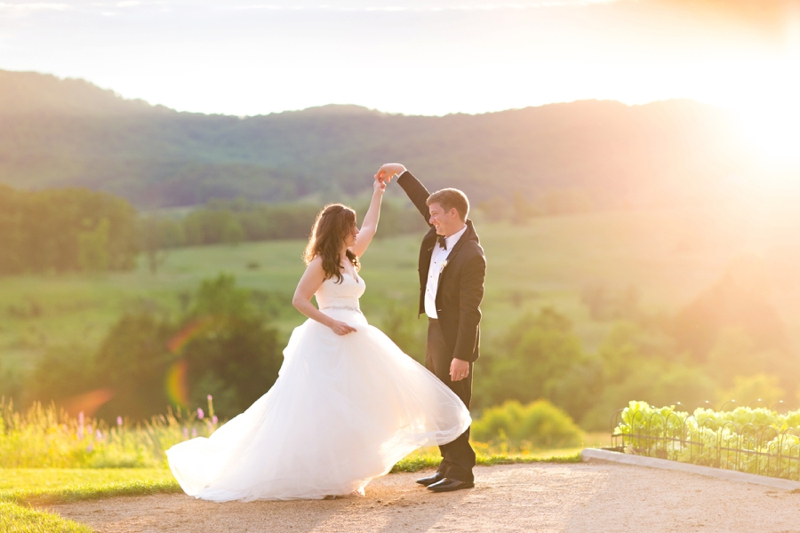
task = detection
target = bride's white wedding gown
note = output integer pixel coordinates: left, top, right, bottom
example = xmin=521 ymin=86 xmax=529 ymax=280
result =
xmin=166 ymin=272 xmax=471 ymax=502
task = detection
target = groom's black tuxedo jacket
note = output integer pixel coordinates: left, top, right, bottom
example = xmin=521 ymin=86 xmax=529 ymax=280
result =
xmin=397 ymin=171 xmax=486 ymax=364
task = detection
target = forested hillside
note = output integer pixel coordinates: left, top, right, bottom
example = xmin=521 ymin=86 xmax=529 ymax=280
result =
xmin=0 ymin=69 xmax=748 ymax=208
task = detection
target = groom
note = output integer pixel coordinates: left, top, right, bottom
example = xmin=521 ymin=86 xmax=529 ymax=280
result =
xmin=375 ymin=163 xmax=486 ymax=493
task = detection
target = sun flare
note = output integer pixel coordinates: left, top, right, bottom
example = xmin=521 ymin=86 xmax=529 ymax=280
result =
xmin=736 ymin=101 xmax=800 ymax=167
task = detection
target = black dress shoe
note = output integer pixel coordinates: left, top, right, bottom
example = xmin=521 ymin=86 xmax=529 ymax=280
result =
xmin=427 ymin=478 xmax=475 ymax=492
xmin=416 ymin=472 xmax=445 ymax=486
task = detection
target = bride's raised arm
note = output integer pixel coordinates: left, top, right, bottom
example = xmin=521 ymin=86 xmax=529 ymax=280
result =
xmin=350 ymin=178 xmax=385 ymax=258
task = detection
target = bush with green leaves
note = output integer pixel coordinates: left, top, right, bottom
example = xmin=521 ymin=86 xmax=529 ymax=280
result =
xmin=472 ymin=399 xmax=584 ymax=448
xmin=476 ymin=308 xmax=601 ymax=424
xmin=615 ymin=401 xmax=800 ymax=480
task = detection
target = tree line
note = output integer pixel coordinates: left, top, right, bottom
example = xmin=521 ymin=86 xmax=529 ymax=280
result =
xmin=0 ymin=185 xmax=139 ymax=275
xmin=0 ymin=185 xmax=428 ymax=276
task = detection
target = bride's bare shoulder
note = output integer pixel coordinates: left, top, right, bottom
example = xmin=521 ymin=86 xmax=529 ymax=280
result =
xmin=301 ymin=255 xmax=326 ymax=279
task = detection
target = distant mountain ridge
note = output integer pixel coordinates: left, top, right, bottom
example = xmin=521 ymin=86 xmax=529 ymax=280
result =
xmin=0 ymin=70 xmax=164 ymax=116
xmin=0 ymin=69 xmax=749 ymax=208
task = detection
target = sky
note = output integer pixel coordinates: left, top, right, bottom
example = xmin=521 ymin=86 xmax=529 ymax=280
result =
xmin=1 ymin=0 xmax=799 ymax=158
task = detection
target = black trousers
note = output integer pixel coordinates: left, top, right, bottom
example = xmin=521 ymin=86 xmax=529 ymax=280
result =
xmin=426 ymin=318 xmax=476 ymax=483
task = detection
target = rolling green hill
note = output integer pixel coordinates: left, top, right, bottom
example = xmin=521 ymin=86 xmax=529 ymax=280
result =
xmin=0 ymin=69 xmax=748 ymax=208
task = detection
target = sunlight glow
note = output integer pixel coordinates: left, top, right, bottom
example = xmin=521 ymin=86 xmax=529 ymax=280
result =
xmin=737 ymin=100 xmax=800 ymax=168
xmin=732 ymin=11 xmax=800 ymax=172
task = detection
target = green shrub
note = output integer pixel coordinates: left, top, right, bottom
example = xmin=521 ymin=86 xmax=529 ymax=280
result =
xmin=472 ymin=399 xmax=583 ymax=448
xmin=476 ymin=308 xmax=600 ymax=424
xmin=26 ymin=274 xmax=283 ymax=422
xmin=616 ymin=401 xmax=800 ymax=479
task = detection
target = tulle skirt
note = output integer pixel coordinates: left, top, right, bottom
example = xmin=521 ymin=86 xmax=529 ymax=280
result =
xmin=166 ymin=309 xmax=471 ymax=502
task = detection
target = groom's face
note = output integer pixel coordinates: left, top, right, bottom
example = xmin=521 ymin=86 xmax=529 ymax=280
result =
xmin=428 ymin=202 xmax=459 ymax=237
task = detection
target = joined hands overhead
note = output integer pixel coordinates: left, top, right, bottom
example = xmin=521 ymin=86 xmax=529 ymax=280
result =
xmin=374 ymin=163 xmax=406 ymax=185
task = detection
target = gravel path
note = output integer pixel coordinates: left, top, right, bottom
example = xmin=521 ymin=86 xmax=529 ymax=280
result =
xmin=47 ymin=462 xmax=800 ymax=533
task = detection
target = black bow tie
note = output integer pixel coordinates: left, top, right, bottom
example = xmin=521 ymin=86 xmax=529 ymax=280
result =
xmin=437 ymin=234 xmax=447 ymax=250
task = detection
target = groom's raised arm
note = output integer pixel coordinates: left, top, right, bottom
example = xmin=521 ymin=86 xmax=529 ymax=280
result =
xmin=396 ymin=171 xmax=432 ymax=224
xmin=376 ymin=163 xmax=431 ymax=225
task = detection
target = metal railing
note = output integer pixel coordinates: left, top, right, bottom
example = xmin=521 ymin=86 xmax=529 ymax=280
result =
xmin=610 ymin=401 xmax=800 ymax=481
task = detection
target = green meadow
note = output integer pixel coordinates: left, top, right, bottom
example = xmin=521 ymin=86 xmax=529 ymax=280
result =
xmin=3 ymin=205 xmax=798 ymax=369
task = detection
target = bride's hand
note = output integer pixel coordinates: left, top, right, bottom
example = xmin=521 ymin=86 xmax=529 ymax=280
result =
xmin=330 ymin=320 xmax=357 ymax=336
xmin=374 ymin=163 xmax=406 ymax=184
xmin=373 ymin=177 xmax=386 ymax=194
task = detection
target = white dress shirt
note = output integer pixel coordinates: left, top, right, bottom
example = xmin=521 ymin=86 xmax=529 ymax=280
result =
xmin=424 ymin=224 xmax=468 ymax=319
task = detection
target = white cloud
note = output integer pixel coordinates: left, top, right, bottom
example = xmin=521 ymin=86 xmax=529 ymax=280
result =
xmin=0 ymin=2 xmax=70 ymax=10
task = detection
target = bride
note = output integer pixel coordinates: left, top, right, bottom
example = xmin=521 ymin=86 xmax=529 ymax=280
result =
xmin=166 ymin=177 xmax=471 ymax=501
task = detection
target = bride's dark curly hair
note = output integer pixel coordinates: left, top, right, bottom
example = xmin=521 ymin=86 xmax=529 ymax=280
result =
xmin=303 ymin=203 xmax=360 ymax=283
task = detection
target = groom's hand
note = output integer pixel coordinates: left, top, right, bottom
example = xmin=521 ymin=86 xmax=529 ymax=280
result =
xmin=450 ymin=358 xmax=470 ymax=382
xmin=374 ymin=163 xmax=406 ymax=184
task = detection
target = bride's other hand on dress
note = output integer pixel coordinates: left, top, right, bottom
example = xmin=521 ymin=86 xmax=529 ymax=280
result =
xmin=329 ymin=320 xmax=357 ymax=336
xmin=293 ymin=256 xmax=357 ymax=335
xmin=374 ymin=163 xmax=406 ymax=184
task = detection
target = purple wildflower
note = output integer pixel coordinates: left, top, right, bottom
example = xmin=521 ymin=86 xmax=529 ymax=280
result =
xmin=212 ymin=415 xmax=218 ymax=425
xmin=197 ymin=408 xmax=204 ymax=420
xmin=116 ymin=416 xmax=123 ymax=427
xmin=183 ymin=427 xmax=189 ymax=439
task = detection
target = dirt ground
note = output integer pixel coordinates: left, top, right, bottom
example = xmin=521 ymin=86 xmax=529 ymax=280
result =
xmin=47 ymin=462 xmax=800 ymax=533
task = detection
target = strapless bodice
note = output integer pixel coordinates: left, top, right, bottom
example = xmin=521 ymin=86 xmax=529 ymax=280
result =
xmin=314 ymin=273 xmax=365 ymax=311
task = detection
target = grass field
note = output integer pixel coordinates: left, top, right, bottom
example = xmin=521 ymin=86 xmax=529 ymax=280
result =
xmin=0 ymin=469 xmax=180 ymax=506
xmin=0 ymin=469 xmax=178 ymax=533
xmin=3 ymin=205 xmax=799 ymax=387
xmin=0 ymin=501 xmax=92 ymax=533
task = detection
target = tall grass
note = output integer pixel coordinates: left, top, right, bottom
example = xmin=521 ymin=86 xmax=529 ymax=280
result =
xmin=0 ymin=398 xmax=217 ymax=468
xmin=0 ymin=398 xmax=591 ymax=470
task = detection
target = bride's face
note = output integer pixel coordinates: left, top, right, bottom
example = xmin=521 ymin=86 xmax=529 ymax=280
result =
xmin=344 ymin=222 xmax=358 ymax=248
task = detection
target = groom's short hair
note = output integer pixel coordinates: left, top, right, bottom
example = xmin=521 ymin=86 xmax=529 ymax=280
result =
xmin=427 ymin=188 xmax=470 ymax=222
